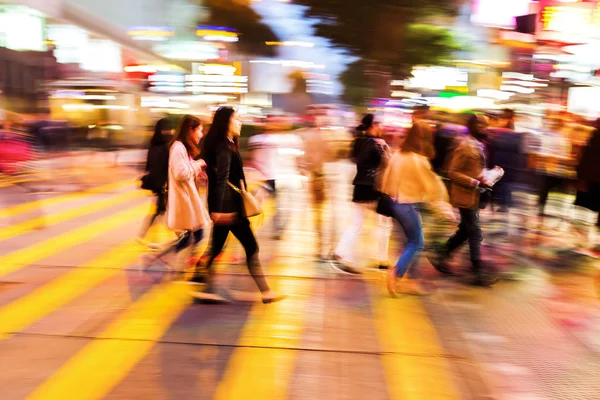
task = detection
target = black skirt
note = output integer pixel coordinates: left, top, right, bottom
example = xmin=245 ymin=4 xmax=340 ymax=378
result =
xmin=352 ymin=184 xmax=380 ymax=203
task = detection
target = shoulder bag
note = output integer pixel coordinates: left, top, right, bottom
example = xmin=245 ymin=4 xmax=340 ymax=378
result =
xmin=227 ymin=180 xmax=263 ymax=218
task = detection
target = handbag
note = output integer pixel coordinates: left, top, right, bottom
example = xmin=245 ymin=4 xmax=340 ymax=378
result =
xmin=376 ymin=193 xmax=394 ymax=217
xmin=228 ymin=180 xmax=263 ymax=218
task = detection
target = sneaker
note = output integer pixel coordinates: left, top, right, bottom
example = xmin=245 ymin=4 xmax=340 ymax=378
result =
xmin=471 ymin=274 xmax=499 ymax=287
xmin=328 ymin=254 xmax=362 ymax=275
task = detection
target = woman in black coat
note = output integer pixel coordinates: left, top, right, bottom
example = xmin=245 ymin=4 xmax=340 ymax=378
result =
xmin=137 ymin=118 xmax=173 ymax=244
xmin=331 ymin=114 xmax=391 ymax=273
xmin=575 ymin=120 xmax=600 ymax=227
xmin=191 ymin=107 xmax=284 ymax=303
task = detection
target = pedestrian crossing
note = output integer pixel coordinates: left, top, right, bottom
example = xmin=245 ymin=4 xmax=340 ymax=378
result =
xmin=0 ymin=178 xmax=464 ymax=400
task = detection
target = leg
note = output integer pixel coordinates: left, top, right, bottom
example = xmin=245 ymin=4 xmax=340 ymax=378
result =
xmin=390 ymin=203 xmax=424 ymax=278
xmin=137 ymin=194 xmax=164 ymax=238
xmin=459 ymin=209 xmax=483 ymax=268
xmin=334 ymin=202 xmax=367 ymax=262
xmin=446 ymin=210 xmax=470 ymax=255
xmin=311 ymin=172 xmax=326 ymax=258
xmin=205 ymin=225 xmax=231 ymax=268
xmin=230 ymin=219 xmax=270 ymax=293
xmin=376 ymin=213 xmax=392 ymax=266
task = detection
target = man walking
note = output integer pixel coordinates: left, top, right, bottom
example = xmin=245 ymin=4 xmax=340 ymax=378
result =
xmin=432 ymin=114 xmax=499 ymax=287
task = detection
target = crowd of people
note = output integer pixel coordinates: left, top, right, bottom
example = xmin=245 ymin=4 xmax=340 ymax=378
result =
xmin=135 ymin=104 xmax=600 ymax=302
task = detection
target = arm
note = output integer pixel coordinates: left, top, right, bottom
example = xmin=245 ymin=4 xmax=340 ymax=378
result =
xmin=447 ymin=145 xmax=480 ymax=189
xmin=170 ymin=142 xmax=201 ymax=183
xmin=419 ymin=157 xmax=449 ymax=203
xmin=212 ymin=145 xmax=233 ymax=213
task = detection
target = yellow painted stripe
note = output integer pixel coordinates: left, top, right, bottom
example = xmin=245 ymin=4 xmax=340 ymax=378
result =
xmin=0 ymin=190 xmax=148 ymax=241
xmin=0 ymin=203 xmax=148 ymax=277
xmin=213 ymin=278 xmax=312 ymax=400
xmin=0 ymin=242 xmax=142 ymax=339
xmin=0 ymin=169 xmax=83 ymax=188
xmin=0 ymin=179 xmax=135 ymax=219
xmin=372 ymin=295 xmax=461 ymax=400
xmin=27 ymin=282 xmax=193 ymax=400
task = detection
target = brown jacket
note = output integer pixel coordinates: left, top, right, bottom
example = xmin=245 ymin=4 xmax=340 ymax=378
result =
xmin=448 ymin=136 xmax=485 ymax=209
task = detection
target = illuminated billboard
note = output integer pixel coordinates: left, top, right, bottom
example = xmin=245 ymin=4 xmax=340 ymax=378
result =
xmin=471 ymin=0 xmax=533 ymax=27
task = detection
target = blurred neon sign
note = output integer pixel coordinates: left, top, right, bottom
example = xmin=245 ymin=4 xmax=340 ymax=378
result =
xmin=540 ymin=1 xmax=600 ymax=36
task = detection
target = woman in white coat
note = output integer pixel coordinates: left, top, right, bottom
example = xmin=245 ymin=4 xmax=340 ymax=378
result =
xmin=143 ymin=115 xmax=209 ymax=271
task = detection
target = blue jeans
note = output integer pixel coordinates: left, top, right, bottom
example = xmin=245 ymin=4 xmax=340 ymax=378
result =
xmin=390 ymin=203 xmax=425 ymax=278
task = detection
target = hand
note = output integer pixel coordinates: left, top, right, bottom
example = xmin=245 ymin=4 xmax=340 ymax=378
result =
xmin=478 ymin=179 xmax=492 ymax=189
xmin=210 ymin=212 xmax=237 ymax=225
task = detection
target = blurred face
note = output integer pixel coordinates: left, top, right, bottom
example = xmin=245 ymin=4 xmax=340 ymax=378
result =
xmin=367 ymin=121 xmax=382 ymax=137
xmin=190 ymin=123 xmax=203 ymax=144
xmin=229 ymin=112 xmax=242 ymax=137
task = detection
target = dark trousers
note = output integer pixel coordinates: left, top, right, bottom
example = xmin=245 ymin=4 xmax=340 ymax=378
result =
xmin=154 ymin=229 xmax=203 ymax=259
xmin=446 ymin=208 xmax=483 ymax=272
xmin=138 ymin=192 xmax=167 ymax=238
xmin=206 ymin=219 xmax=270 ymax=293
xmin=538 ymin=175 xmax=565 ymax=214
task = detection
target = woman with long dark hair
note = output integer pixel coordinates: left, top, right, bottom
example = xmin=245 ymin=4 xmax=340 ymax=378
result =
xmin=191 ymin=106 xmax=284 ymax=303
xmin=137 ymin=118 xmax=174 ymax=246
xmin=142 ymin=115 xmax=209 ymax=273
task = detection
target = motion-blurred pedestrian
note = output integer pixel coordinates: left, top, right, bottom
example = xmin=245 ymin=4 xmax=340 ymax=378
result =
xmin=331 ymin=114 xmax=392 ymax=273
xmin=432 ymin=114 xmax=500 ymax=286
xmin=193 ymin=107 xmax=284 ymax=303
xmin=137 ymin=118 xmax=174 ymax=246
xmin=378 ymin=120 xmax=454 ymax=296
xmin=141 ymin=115 xmax=208 ymax=275
xmin=575 ymin=118 xmax=600 ymax=230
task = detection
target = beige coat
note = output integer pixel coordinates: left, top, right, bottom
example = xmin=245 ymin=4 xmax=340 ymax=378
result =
xmin=167 ymin=141 xmax=209 ymax=231
xmin=380 ymin=151 xmax=448 ymax=204
xmin=447 ymin=136 xmax=485 ymax=209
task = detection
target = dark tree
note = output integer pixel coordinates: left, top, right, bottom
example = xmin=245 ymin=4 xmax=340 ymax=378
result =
xmin=199 ymin=0 xmax=280 ymax=57
xmin=293 ymin=0 xmax=462 ymax=100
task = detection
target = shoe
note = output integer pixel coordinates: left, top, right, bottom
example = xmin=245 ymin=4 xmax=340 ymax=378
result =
xmin=400 ymin=279 xmax=431 ymax=296
xmin=387 ymin=268 xmax=398 ymax=297
xmin=328 ymin=254 xmax=362 ymax=275
xmin=430 ymin=253 xmax=453 ymax=276
xmin=471 ymin=274 xmax=499 ymax=287
xmin=188 ymin=274 xmax=206 ymax=285
xmin=189 ymin=288 xmax=230 ymax=304
xmin=135 ymin=236 xmax=149 ymax=247
xmin=261 ymin=291 xmax=287 ymax=304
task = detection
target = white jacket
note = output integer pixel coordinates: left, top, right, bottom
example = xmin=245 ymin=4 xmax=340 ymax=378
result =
xmin=167 ymin=141 xmax=209 ymax=231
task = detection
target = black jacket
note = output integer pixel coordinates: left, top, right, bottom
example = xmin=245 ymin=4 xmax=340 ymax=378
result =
xmin=144 ymin=143 xmax=170 ymax=193
xmin=205 ymin=141 xmax=247 ymax=216
xmin=351 ymin=134 xmax=388 ymax=187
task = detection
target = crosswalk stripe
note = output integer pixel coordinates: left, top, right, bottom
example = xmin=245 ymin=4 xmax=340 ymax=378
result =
xmin=372 ymin=295 xmax=461 ymax=400
xmin=0 ymin=203 xmax=148 ymax=278
xmin=0 ymin=179 xmax=135 ymax=219
xmin=26 ymin=282 xmax=193 ymax=400
xmin=0 ymin=242 xmax=142 ymax=339
xmin=213 ymin=279 xmax=312 ymax=399
xmin=0 ymin=190 xmax=148 ymax=242
xmin=0 ymin=169 xmax=81 ymax=188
